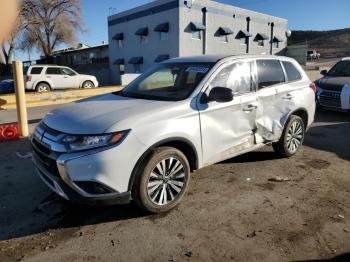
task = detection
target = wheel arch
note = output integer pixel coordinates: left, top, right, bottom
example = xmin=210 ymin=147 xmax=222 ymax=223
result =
xmin=35 ymin=81 xmax=52 ymax=90
xmin=285 ymin=107 xmax=309 ymax=130
xmin=128 ymin=137 xmax=199 ymax=191
xmin=80 ymin=79 xmax=94 ymax=88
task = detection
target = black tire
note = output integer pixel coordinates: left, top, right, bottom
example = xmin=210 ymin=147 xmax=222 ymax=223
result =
xmin=35 ymin=82 xmax=51 ymax=92
xmin=272 ymin=115 xmax=305 ymax=158
xmin=132 ymin=147 xmax=190 ymax=213
xmin=82 ymin=80 xmax=95 ymax=88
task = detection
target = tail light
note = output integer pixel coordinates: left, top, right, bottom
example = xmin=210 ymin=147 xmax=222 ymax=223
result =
xmin=309 ymin=83 xmax=317 ymax=93
xmin=26 ymin=75 xmax=32 ymax=82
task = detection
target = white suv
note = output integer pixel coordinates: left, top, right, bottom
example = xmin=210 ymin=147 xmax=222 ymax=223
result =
xmin=25 ymin=65 xmax=99 ymax=92
xmin=31 ymin=55 xmax=315 ymax=213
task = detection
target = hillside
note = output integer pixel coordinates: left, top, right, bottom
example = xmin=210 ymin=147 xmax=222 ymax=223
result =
xmin=288 ymin=28 xmax=350 ymax=58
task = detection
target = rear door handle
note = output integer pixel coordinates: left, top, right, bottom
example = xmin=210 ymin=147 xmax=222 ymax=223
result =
xmin=282 ymin=94 xmax=294 ymax=100
xmin=243 ymin=104 xmax=258 ymax=112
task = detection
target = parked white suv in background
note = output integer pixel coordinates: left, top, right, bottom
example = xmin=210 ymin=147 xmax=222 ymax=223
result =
xmin=25 ymin=65 xmax=99 ymax=92
xmin=31 ymin=55 xmax=316 ymax=213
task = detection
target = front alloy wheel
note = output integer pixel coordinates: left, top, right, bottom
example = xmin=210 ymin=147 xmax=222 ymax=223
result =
xmin=147 ymin=157 xmax=186 ymax=206
xmin=133 ymin=147 xmax=190 ymax=213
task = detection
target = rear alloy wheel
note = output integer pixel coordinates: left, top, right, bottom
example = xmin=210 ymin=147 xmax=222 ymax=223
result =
xmin=82 ymin=80 xmax=95 ymax=88
xmin=36 ymin=83 xmax=50 ymax=92
xmin=133 ymin=147 xmax=190 ymax=213
xmin=272 ymin=115 xmax=305 ymax=157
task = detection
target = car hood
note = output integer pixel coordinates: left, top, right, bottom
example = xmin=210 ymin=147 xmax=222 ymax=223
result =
xmin=43 ymin=93 xmax=173 ymax=134
xmin=315 ymin=76 xmax=350 ymax=92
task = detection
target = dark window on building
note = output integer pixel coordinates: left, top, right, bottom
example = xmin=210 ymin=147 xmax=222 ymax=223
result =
xmin=192 ymin=31 xmax=201 ymax=40
xmin=189 ymin=22 xmax=205 ymax=40
xmin=256 ymin=60 xmax=285 ymax=89
xmin=141 ymin=35 xmax=148 ymax=44
xmin=119 ymin=64 xmax=125 ymax=75
xmin=272 ymin=41 xmax=279 ymax=48
xmin=282 ymin=61 xmax=302 ymax=82
xmin=160 ymin=32 xmax=169 ymax=40
xmin=117 ymin=40 xmax=123 ymax=48
xmin=134 ymin=64 xmax=141 ymax=73
xmin=30 ymin=67 xmax=43 ymax=74
xmin=240 ymin=37 xmax=248 ymax=45
xmin=46 ymin=67 xmax=62 ymax=75
xmin=257 ymin=39 xmax=264 ymax=46
xmin=219 ymin=34 xmax=228 ymax=43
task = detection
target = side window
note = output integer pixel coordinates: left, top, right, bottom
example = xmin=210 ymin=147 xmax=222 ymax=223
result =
xmin=256 ymin=60 xmax=285 ymax=89
xmin=210 ymin=62 xmax=252 ymax=95
xmin=282 ymin=61 xmax=302 ymax=82
xmin=46 ymin=67 xmax=62 ymax=75
xmin=30 ymin=67 xmax=43 ymax=74
xmin=61 ymin=68 xmax=76 ymax=76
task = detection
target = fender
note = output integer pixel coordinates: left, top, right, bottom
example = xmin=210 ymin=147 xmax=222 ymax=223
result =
xmin=284 ymin=107 xmax=309 ymax=130
xmin=127 ymin=137 xmax=199 ymax=192
xmin=35 ymin=80 xmax=52 ymax=90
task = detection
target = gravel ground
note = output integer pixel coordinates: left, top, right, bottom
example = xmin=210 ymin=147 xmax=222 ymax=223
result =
xmin=0 ymin=109 xmax=349 ymax=262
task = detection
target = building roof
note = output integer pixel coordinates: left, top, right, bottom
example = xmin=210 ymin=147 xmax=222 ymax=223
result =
xmin=52 ymin=43 xmax=108 ymax=55
xmin=165 ymin=55 xmax=228 ymax=63
xmin=165 ymin=54 xmax=288 ymax=63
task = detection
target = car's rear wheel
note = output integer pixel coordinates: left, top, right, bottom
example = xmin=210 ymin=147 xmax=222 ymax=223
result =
xmin=272 ymin=115 xmax=305 ymax=157
xmin=82 ymin=80 xmax=95 ymax=88
xmin=36 ymin=83 xmax=51 ymax=92
xmin=133 ymin=147 xmax=190 ymax=213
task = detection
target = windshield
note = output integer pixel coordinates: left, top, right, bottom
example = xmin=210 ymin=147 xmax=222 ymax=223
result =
xmin=327 ymin=61 xmax=350 ymax=77
xmin=117 ymin=63 xmax=214 ymax=101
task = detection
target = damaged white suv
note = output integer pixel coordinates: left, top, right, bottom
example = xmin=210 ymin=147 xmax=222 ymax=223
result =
xmin=31 ymin=55 xmax=315 ymax=213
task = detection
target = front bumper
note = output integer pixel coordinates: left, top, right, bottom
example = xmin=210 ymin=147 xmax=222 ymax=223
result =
xmin=32 ymin=152 xmax=131 ymax=205
xmin=316 ymin=86 xmax=350 ymax=111
xmin=30 ymin=123 xmax=147 ymax=205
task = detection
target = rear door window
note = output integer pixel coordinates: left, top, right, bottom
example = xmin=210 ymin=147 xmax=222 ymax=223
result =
xmin=30 ymin=67 xmax=43 ymax=74
xmin=46 ymin=67 xmax=62 ymax=75
xmin=256 ymin=60 xmax=285 ymax=89
xmin=282 ymin=61 xmax=302 ymax=82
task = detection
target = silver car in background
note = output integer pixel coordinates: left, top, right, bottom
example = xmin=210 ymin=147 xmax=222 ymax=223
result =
xmin=31 ymin=55 xmax=315 ymax=213
xmin=25 ymin=65 xmax=99 ymax=92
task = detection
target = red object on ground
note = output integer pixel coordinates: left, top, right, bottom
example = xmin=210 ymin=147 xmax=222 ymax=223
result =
xmin=0 ymin=124 xmax=20 ymax=142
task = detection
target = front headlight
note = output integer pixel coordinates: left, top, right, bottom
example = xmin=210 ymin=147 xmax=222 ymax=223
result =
xmin=61 ymin=130 xmax=129 ymax=152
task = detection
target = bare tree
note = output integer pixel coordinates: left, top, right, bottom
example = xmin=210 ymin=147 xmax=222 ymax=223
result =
xmin=21 ymin=0 xmax=85 ymax=59
xmin=0 ymin=1 xmax=21 ymax=66
xmin=0 ymin=20 xmax=22 ymax=65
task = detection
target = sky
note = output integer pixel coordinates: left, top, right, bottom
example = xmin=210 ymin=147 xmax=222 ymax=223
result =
xmin=17 ymin=0 xmax=350 ymax=61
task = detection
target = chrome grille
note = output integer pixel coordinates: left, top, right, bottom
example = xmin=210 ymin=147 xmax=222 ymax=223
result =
xmin=31 ymin=123 xmax=64 ymax=178
xmin=319 ymin=91 xmax=341 ymax=108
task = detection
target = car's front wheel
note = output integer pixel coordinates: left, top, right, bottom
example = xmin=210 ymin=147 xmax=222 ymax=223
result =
xmin=133 ymin=147 xmax=190 ymax=213
xmin=272 ymin=115 xmax=305 ymax=157
xmin=82 ymin=80 xmax=95 ymax=88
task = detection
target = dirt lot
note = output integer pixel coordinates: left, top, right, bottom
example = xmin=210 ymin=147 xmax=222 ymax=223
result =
xmin=0 ymin=109 xmax=350 ymax=262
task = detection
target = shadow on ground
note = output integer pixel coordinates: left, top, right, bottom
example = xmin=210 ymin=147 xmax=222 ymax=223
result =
xmin=297 ymin=252 xmax=350 ymax=262
xmin=0 ymin=138 xmax=149 ymax=241
xmin=304 ymin=110 xmax=350 ymax=161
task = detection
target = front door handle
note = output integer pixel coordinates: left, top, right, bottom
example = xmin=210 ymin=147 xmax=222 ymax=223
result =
xmin=243 ymin=104 xmax=258 ymax=112
xmin=282 ymin=94 xmax=294 ymax=100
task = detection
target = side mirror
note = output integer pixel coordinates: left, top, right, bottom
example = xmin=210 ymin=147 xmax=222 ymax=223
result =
xmin=320 ymin=69 xmax=328 ymax=76
xmin=208 ymin=87 xmax=233 ymax=103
